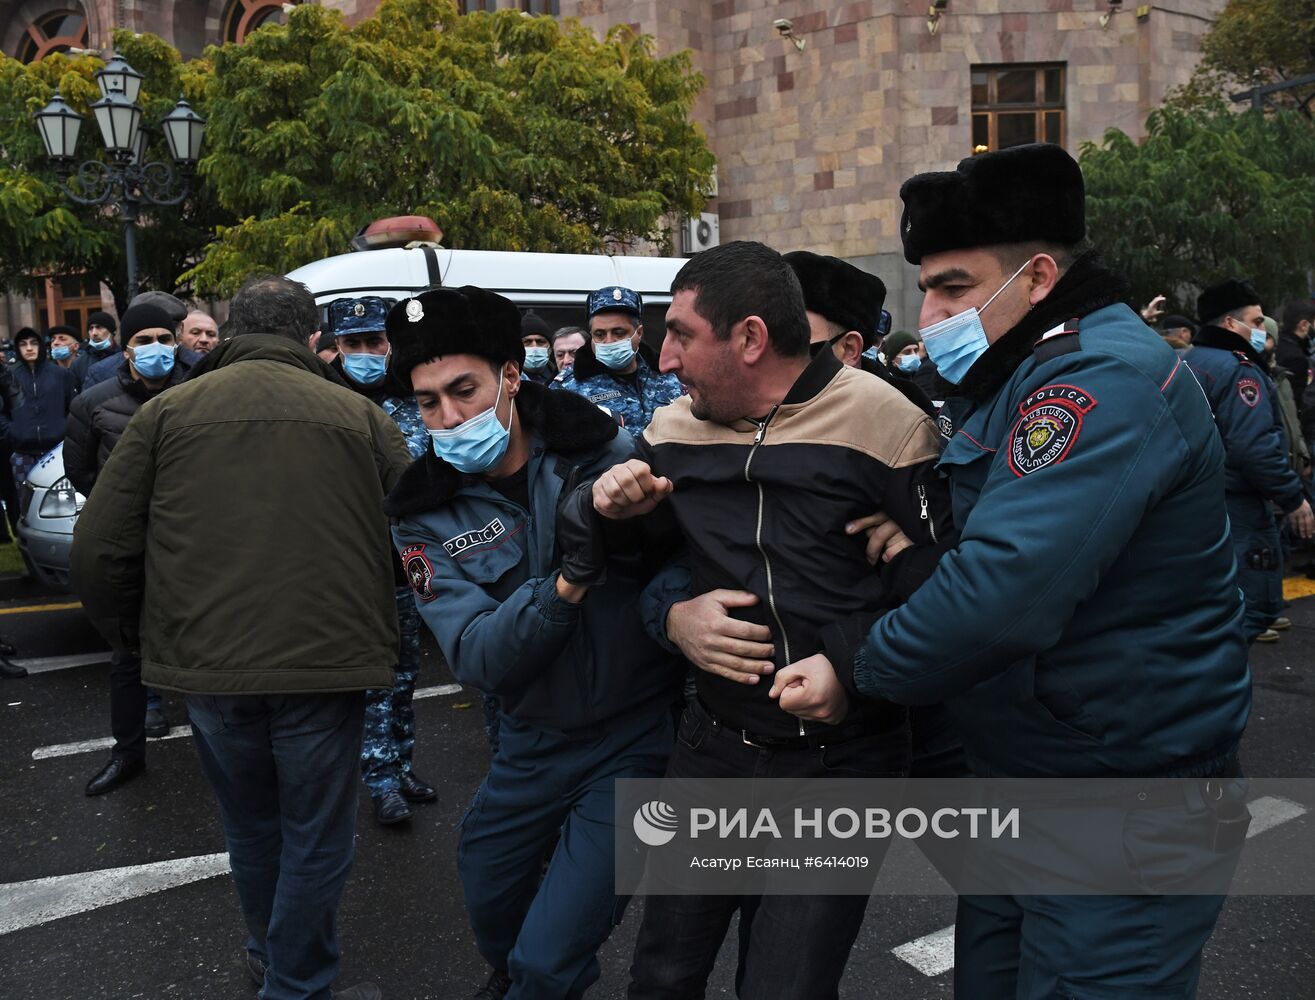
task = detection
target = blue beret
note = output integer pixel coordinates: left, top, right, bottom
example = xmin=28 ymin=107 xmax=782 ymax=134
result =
xmin=328 ymin=296 xmax=391 ymax=336
xmin=587 ymin=286 xmax=643 ymax=320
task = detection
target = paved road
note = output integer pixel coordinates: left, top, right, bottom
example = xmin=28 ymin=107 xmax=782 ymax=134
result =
xmin=1 ymin=581 xmax=1312 ymax=1000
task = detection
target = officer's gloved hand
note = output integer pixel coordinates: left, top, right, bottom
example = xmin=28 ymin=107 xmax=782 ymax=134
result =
xmin=556 ymin=479 xmax=609 ymax=587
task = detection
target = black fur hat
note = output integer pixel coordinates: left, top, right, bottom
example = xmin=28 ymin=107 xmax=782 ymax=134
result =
xmin=1196 ymin=279 xmax=1262 ymax=326
xmin=783 ymin=251 xmax=887 ymax=348
xmin=899 ymin=143 xmax=1085 ymax=264
xmin=387 ymin=286 xmax=524 ymax=381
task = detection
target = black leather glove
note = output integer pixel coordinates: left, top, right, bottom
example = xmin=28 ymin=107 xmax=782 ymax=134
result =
xmin=556 ymin=477 xmax=609 ymax=587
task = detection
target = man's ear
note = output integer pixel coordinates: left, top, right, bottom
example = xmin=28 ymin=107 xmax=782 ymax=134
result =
xmin=838 ymin=332 xmax=865 ymax=366
xmin=1026 ymin=254 xmax=1062 ymax=306
xmin=741 ymin=315 xmax=771 ymax=365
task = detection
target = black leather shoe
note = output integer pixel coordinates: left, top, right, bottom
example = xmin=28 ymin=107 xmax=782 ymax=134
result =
xmin=144 ymin=708 xmax=170 ymax=738
xmin=398 ymin=771 xmax=437 ymax=803
xmin=331 ymin=984 xmax=382 ymax=1000
xmin=244 ymin=950 xmax=266 ymax=988
xmin=0 ymin=635 xmax=19 ymax=656
xmin=373 ymin=790 xmax=412 ymax=825
xmin=85 ymin=756 xmax=145 ymax=796
xmin=472 ymin=970 xmax=512 ymax=999
xmin=1 ymin=658 xmax=26 ymax=678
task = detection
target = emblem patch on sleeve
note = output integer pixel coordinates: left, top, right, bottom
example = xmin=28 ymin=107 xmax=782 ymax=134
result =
xmin=1008 ymin=384 xmax=1098 ymax=477
xmin=1237 ymin=377 xmax=1260 ymax=408
xmin=401 ymin=543 xmax=437 ymax=602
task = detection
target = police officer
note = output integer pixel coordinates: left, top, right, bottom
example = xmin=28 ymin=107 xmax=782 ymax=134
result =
xmin=812 ymin=144 xmax=1252 ymax=998
xmin=1185 ymin=279 xmax=1315 ymax=644
xmin=385 ymin=287 xmax=682 ymax=1000
xmin=326 ymin=296 xmax=436 ymax=825
xmin=552 ymin=285 xmax=683 ymax=437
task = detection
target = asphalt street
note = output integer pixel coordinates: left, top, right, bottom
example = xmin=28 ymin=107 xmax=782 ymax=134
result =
xmin=1 ymin=573 xmax=1313 ymax=1000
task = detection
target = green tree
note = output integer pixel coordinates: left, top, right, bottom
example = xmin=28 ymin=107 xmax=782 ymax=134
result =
xmin=184 ymin=0 xmax=715 ymax=294
xmin=1176 ymin=0 xmax=1315 ymax=117
xmin=0 ymin=33 xmax=224 ymax=312
xmin=1080 ymin=105 xmax=1315 ymax=313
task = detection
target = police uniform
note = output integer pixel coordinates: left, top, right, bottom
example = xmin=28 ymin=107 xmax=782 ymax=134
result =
xmin=551 ymin=286 xmax=683 ymax=437
xmin=843 ymin=145 xmax=1251 ymax=999
xmin=1185 ymin=280 xmax=1306 ymax=642
xmin=327 ymin=296 xmax=435 ymax=824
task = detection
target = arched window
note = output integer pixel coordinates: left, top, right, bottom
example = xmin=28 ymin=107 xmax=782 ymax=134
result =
xmin=222 ymin=0 xmax=296 ymax=44
xmin=17 ymin=8 xmax=89 ymax=63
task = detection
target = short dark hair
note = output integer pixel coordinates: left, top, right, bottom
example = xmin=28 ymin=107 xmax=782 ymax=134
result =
xmin=670 ymin=241 xmax=810 ymax=357
xmin=228 ymin=274 xmax=318 ymax=345
xmin=1279 ymin=300 xmax=1315 ymax=338
xmin=1209 ymin=306 xmax=1254 ymax=329
xmin=988 ymin=240 xmax=1083 ymax=275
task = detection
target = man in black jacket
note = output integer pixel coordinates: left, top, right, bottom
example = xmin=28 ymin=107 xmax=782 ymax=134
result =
xmin=594 ymin=241 xmax=954 ymax=1000
xmin=66 ymin=303 xmax=189 ymax=795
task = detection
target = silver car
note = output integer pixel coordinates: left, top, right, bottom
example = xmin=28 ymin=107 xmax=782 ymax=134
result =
xmin=15 ymin=444 xmax=84 ymax=591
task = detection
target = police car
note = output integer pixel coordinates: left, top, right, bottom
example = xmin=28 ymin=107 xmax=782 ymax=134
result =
xmin=14 ymin=444 xmax=83 ymax=589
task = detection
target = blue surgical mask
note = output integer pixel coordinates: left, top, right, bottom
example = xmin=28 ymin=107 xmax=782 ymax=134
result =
xmin=342 ymin=350 xmax=389 ymax=385
xmin=50 ymin=345 xmax=71 ymax=361
xmin=88 ymin=337 xmax=114 ymax=353
xmin=428 ymin=376 xmax=511 ymax=474
xmin=131 ymin=342 xmax=176 ymax=380
xmin=1249 ymin=329 xmax=1268 ymax=354
xmin=594 ymin=338 xmax=637 ymax=371
xmin=523 ymin=347 xmax=550 ymax=370
xmin=917 ymin=259 xmax=1031 ymax=385
xmin=896 ymin=353 xmax=922 ymax=373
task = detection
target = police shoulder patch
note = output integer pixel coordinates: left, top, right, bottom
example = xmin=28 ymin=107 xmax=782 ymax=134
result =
xmin=1008 ymin=383 xmax=1098 ymax=477
xmin=1237 ymin=377 xmax=1260 ymax=408
xmin=401 ymin=543 xmax=437 ymax=602
xmin=937 ymin=410 xmax=954 ymax=439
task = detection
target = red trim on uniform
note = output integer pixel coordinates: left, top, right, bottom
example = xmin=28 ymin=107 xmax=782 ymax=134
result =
xmin=452 ymin=518 xmax=528 ymax=563
xmin=1160 ymin=360 xmax=1180 ymax=392
xmin=958 ymin=430 xmax=997 ymax=453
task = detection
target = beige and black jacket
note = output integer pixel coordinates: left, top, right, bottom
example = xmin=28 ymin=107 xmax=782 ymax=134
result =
xmin=640 ymin=348 xmax=954 ymax=738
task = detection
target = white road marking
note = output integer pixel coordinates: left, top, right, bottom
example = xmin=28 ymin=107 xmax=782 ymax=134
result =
xmin=13 ymin=652 xmax=111 ymax=674
xmin=413 ymin=683 xmax=463 ymax=700
xmin=1245 ymin=795 xmax=1309 ymax=838
xmin=32 ymin=726 xmax=194 ymax=760
xmin=891 ymin=794 xmax=1310 ymax=977
xmin=30 ymin=685 xmax=464 ymax=760
xmin=892 ymin=923 xmax=955 ymax=977
xmin=0 ymin=852 xmax=231 ymax=936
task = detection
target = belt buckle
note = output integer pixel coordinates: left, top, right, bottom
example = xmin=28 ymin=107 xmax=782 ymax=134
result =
xmin=741 ymin=729 xmax=770 ymax=750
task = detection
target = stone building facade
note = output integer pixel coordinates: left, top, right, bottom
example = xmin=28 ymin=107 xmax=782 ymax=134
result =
xmin=3 ymin=0 xmax=1225 ymax=333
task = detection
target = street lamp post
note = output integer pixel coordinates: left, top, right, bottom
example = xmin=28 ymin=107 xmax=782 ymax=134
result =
xmin=32 ymin=52 xmax=206 ymax=301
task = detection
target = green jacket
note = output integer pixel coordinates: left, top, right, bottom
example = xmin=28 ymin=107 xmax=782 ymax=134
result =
xmin=70 ymin=335 xmax=412 ymax=695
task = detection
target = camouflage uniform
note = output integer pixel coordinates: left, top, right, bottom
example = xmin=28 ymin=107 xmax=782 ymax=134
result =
xmin=551 ymin=346 xmax=683 ymax=438
xmin=325 ymin=296 xmax=432 ymax=799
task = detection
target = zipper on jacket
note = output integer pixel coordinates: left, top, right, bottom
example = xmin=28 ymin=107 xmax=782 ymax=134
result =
xmin=745 ymin=407 xmax=803 ymax=735
xmin=917 ymin=484 xmax=937 ymax=544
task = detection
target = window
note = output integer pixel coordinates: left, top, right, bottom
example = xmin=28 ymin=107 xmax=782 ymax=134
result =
xmin=521 ymin=0 xmax=561 ymax=12
xmin=222 ymin=0 xmax=295 ymax=44
xmin=970 ymin=64 xmax=1065 ymax=154
xmin=458 ymin=0 xmax=499 ymax=11
xmin=16 ymin=8 xmax=88 ymax=63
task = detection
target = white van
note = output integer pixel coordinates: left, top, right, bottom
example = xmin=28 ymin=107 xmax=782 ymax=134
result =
xmin=286 ymin=245 xmax=688 ymax=346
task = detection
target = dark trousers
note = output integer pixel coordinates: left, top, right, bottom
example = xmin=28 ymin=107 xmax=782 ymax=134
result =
xmin=627 ymin=699 xmax=910 ymax=1000
xmin=458 ymin=706 xmax=674 ymax=1000
xmin=1227 ymin=494 xmax=1283 ymax=641
xmin=954 ymin=892 xmax=1225 ymax=999
xmin=108 ymin=652 xmax=163 ymax=762
xmin=0 ymin=445 xmax=18 ymax=537
xmin=187 ymin=692 xmax=365 ymax=1000
xmin=360 ymin=588 xmax=423 ymax=796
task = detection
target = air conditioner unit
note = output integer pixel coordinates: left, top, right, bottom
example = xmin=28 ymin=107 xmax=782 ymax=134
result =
xmin=683 ymin=213 xmax=720 ymax=254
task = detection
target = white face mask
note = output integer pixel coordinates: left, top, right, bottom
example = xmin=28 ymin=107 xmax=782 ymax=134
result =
xmin=917 ymin=259 xmax=1031 ymax=384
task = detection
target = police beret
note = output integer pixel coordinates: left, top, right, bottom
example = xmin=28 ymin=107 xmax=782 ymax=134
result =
xmin=386 ymin=286 xmax=524 ymax=380
xmin=783 ymin=251 xmax=887 ymax=349
xmin=587 ymin=286 xmax=643 ymax=319
xmin=328 ymin=296 xmax=391 ymax=336
xmin=87 ymin=310 xmax=117 ymax=334
xmin=521 ymin=311 xmax=553 ymax=340
xmin=1159 ymin=314 xmax=1197 ymax=333
xmin=899 ymin=143 xmax=1085 ymax=265
xmin=1196 ymin=279 xmax=1262 ymax=326
xmin=119 ymin=304 xmax=177 ymax=340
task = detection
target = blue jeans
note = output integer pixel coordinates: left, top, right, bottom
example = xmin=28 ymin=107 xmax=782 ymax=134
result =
xmin=458 ymin=705 xmax=674 ymax=1000
xmin=187 ymin=692 xmax=366 ymax=1000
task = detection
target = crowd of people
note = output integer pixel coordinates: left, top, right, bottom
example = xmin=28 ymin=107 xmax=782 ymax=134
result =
xmin=0 ymin=140 xmax=1307 ymax=999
